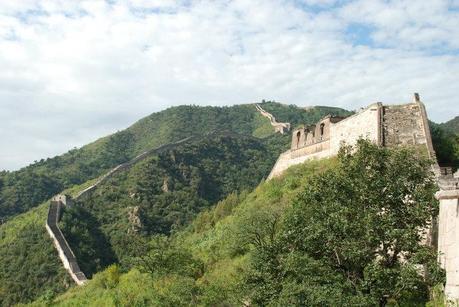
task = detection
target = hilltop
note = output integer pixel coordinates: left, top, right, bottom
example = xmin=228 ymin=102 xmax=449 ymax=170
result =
xmin=440 ymin=116 xmax=459 ymax=135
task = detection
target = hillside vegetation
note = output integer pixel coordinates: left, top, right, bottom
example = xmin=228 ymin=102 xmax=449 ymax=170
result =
xmin=0 ymin=102 xmax=353 ymax=306
xmin=27 ymin=141 xmax=443 ymax=306
xmin=439 ymin=116 xmax=459 ymax=135
xmin=0 ymin=130 xmax=287 ymax=306
xmin=430 ymin=121 xmax=459 ymax=169
xmin=0 ymin=102 xmax=351 ymax=221
xmin=58 ymin=132 xmax=286 ymax=277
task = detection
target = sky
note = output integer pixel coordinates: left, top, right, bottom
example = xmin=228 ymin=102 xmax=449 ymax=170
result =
xmin=1 ymin=0 xmax=459 ymax=171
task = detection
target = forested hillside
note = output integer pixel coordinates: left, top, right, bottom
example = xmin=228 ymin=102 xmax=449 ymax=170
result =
xmin=430 ymin=120 xmax=459 ymax=169
xmin=0 ymin=102 xmax=351 ymax=221
xmin=0 ymin=131 xmax=285 ymax=306
xmin=59 ymin=132 xmax=286 ymax=278
xmin=27 ymin=141 xmax=443 ymax=306
xmin=440 ymin=116 xmax=459 ymax=135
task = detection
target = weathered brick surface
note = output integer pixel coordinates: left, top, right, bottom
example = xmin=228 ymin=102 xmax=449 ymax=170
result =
xmin=268 ymin=100 xmax=434 ymax=179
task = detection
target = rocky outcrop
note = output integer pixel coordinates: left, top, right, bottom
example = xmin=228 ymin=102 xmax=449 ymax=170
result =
xmin=255 ymin=104 xmax=291 ymax=134
xmin=127 ymin=206 xmax=142 ymax=234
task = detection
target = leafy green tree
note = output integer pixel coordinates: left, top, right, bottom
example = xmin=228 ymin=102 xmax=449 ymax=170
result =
xmin=130 ymin=235 xmax=203 ymax=280
xmin=245 ymin=140 xmax=443 ymax=306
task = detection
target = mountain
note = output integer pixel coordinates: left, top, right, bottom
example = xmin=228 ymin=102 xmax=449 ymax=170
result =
xmin=0 ymin=102 xmax=352 ymax=306
xmin=440 ymin=116 xmax=459 ymax=135
xmin=27 ymin=141 xmax=441 ymax=306
xmin=0 ymin=102 xmax=351 ymax=222
xmin=59 ymin=131 xmax=285 ymax=277
xmin=430 ymin=120 xmax=459 ymax=168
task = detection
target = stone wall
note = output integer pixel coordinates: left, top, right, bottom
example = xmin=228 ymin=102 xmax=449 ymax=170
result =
xmin=255 ymin=104 xmax=291 ymax=134
xmin=436 ymin=173 xmax=459 ymax=301
xmin=268 ymin=103 xmax=382 ymax=179
xmin=382 ymin=104 xmax=426 ymax=147
xmin=268 ymin=97 xmax=435 ymax=180
xmin=46 ymin=200 xmax=88 ymax=285
xmin=266 ymin=94 xmax=459 ymax=303
xmin=329 ymin=103 xmax=381 ymax=156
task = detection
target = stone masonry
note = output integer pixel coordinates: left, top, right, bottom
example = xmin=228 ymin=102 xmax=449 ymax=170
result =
xmin=268 ymin=94 xmax=435 ymax=179
xmin=436 ymin=171 xmax=459 ymax=301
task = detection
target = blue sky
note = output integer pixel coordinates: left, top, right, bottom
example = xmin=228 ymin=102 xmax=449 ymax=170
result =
xmin=0 ymin=0 xmax=458 ymax=171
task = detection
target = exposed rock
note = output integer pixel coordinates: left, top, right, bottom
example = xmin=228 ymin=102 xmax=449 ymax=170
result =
xmin=127 ymin=206 xmax=142 ymax=234
xmin=162 ymin=177 xmax=169 ymax=193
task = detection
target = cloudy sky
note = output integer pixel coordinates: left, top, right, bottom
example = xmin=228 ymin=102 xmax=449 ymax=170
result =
xmin=1 ymin=0 xmax=458 ymax=171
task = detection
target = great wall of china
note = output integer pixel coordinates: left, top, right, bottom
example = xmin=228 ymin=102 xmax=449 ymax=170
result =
xmin=255 ymin=104 xmax=291 ymax=134
xmin=46 ymin=98 xmax=459 ymax=302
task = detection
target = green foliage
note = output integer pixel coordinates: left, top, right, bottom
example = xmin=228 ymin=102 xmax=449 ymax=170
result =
xmin=0 ymin=102 xmax=349 ymax=222
xmin=130 ymin=235 xmax=204 ymax=280
xmin=0 ymin=101 xmax=353 ymax=305
xmin=59 ymin=205 xmax=117 ymax=277
xmin=430 ymin=121 xmax=459 ymax=169
xmin=64 ymin=133 xmax=283 ymax=267
xmin=245 ymin=140 xmax=443 ymax=306
xmin=9 ymin=102 xmax=456 ymax=306
xmin=0 ymin=179 xmax=114 ymax=306
xmin=30 ymin=159 xmax=333 ymax=306
xmin=0 ymin=204 xmax=71 ymax=307
xmin=30 ymin=142 xmax=443 ymax=306
xmin=439 ymin=116 xmax=459 ymax=135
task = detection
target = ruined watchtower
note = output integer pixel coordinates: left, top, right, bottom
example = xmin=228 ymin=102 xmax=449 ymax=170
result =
xmin=268 ymin=93 xmax=436 ymax=179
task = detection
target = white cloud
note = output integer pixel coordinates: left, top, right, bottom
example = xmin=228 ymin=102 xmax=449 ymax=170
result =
xmin=0 ymin=0 xmax=458 ymax=170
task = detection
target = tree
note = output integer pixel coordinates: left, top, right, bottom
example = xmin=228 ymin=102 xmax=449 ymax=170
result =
xmin=245 ymin=140 xmax=444 ymax=306
xmin=129 ymin=234 xmax=203 ymax=280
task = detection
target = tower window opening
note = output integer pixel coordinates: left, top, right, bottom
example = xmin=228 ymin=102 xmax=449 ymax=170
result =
xmin=320 ymin=123 xmax=325 ymax=140
xmin=296 ymin=131 xmax=301 ymax=148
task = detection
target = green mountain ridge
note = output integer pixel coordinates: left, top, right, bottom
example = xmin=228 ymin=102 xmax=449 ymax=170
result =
xmin=439 ymin=116 xmax=459 ymax=135
xmin=0 ymin=102 xmax=352 ymax=306
xmin=0 ymin=102 xmax=351 ymax=222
